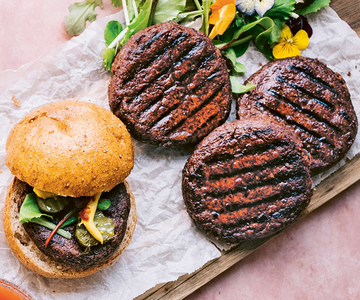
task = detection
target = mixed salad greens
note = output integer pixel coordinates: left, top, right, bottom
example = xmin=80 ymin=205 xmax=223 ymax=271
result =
xmin=64 ymin=0 xmax=331 ymax=94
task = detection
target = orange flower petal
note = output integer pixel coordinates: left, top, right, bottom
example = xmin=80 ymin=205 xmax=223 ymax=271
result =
xmin=209 ymin=0 xmax=235 ymax=24
xmin=210 ymin=0 xmax=235 ymax=12
xmin=273 ymin=42 xmax=301 ymax=59
xmin=214 ymin=4 xmax=236 ymax=35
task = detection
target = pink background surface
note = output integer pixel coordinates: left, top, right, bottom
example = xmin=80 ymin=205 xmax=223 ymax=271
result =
xmin=1 ymin=1 xmax=360 ymax=299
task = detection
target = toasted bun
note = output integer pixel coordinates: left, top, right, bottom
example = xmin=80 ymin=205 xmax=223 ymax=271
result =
xmin=3 ymin=177 xmax=137 ymax=278
xmin=6 ymin=100 xmax=134 ymax=197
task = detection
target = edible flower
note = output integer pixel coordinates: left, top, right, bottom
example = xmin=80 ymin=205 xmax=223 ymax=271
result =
xmin=272 ymin=25 xmax=309 ymax=59
xmin=236 ymin=0 xmax=275 ymax=17
xmin=209 ymin=0 xmax=236 ymax=39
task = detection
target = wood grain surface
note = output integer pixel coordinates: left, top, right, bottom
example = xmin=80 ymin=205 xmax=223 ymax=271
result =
xmin=136 ymin=1 xmax=360 ymax=299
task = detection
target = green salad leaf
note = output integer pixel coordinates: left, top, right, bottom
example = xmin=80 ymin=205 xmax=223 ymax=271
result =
xmin=102 ymin=0 xmax=153 ymax=70
xmin=60 ymin=214 xmax=79 ymax=229
xmin=19 ymin=193 xmax=53 ymax=223
xmin=64 ymin=0 xmax=103 ymax=36
xmin=200 ymin=0 xmax=212 ymax=35
xmin=153 ymin=0 xmax=187 ymax=24
xmin=223 ymin=48 xmax=246 ymax=74
xmin=111 ymin=0 xmax=122 ymax=8
xmin=97 ymin=198 xmax=111 ymax=211
xmin=19 ymin=193 xmax=71 ymax=239
xmin=230 ymin=76 xmax=257 ymax=94
xmin=264 ymin=0 xmax=296 ymax=44
xmin=296 ymin=0 xmax=331 ymax=15
xmin=104 ymin=20 xmax=123 ymax=47
xmin=264 ymin=0 xmax=296 ymax=20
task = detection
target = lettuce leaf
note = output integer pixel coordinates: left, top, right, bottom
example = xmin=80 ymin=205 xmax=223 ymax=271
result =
xmin=153 ymin=0 xmax=187 ymax=24
xmin=64 ymin=0 xmax=103 ymax=36
xmin=19 ymin=193 xmax=71 ymax=239
xmin=19 ymin=193 xmax=53 ymax=223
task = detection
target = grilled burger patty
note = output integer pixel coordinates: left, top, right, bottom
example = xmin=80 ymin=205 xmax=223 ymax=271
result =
xmin=14 ymin=178 xmax=130 ymax=271
xmin=182 ymin=118 xmax=313 ymax=243
xmin=237 ymin=57 xmax=358 ymax=175
xmin=108 ymin=22 xmax=232 ymax=147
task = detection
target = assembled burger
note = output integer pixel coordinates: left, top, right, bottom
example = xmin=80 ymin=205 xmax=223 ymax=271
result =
xmin=3 ymin=100 xmax=136 ymax=278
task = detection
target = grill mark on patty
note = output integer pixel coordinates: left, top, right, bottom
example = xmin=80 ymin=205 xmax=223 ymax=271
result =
xmin=257 ymin=102 xmax=335 ymax=148
xmin=289 ymin=64 xmax=341 ymax=97
xmin=207 ymin=181 xmax=306 ymax=217
xmin=208 ymin=154 xmax=300 ymax=181
xmin=161 ymin=81 xmax=225 ymax=136
xmin=182 ymin=118 xmax=313 ymax=242
xmin=180 ymin=52 xmax=217 ymax=89
xmin=124 ymin=40 xmax=203 ymax=105
xmin=135 ymin=31 xmax=164 ymax=53
xmin=211 ymin=196 xmax=305 ymax=230
xmin=122 ymin=31 xmax=189 ymax=86
xmin=109 ymin=22 xmax=232 ymax=147
xmin=266 ymin=89 xmax=343 ymax=135
xmin=138 ymin=53 xmax=219 ymax=125
xmin=275 ymin=76 xmax=335 ymax=111
xmin=204 ymin=167 xmax=308 ymax=199
xmin=205 ymin=139 xmax=289 ymax=165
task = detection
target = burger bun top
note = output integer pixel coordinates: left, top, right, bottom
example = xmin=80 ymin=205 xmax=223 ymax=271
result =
xmin=5 ymin=100 xmax=134 ymax=198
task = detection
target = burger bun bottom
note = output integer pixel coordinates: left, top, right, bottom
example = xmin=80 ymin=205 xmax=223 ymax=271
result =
xmin=3 ymin=177 xmax=137 ymax=278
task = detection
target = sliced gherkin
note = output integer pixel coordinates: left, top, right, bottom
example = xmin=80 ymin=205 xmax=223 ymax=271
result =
xmin=75 ymin=211 xmax=114 ymax=247
xmin=36 ymin=195 xmax=70 ymax=213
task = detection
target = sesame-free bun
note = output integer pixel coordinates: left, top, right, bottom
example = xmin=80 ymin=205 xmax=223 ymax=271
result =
xmin=3 ymin=177 xmax=137 ymax=278
xmin=6 ymin=100 xmax=134 ymax=197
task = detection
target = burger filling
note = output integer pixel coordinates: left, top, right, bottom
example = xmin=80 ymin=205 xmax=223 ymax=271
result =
xmin=20 ymin=189 xmax=114 ymax=247
xmin=14 ymin=178 xmax=130 ymax=270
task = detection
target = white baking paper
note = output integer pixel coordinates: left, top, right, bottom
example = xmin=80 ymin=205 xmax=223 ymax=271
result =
xmin=0 ymin=6 xmax=360 ymax=300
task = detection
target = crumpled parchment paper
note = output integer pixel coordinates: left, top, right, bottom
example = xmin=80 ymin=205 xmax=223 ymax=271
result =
xmin=0 ymin=6 xmax=360 ymax=300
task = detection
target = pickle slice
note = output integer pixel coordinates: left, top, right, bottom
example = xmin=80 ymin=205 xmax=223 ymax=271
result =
xmin=75 ymin=211 xmax=114 ymax=247
xmin=36 ymin=196 xmax=69 ymax=213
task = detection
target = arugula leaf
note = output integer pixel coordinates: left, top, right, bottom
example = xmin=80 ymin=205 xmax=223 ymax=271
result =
xmin=104 ymin=20 xmax=123 ymax=47
xmin=230 ymin=76 xmax=257 ymax=94
xmin=296 ymin=0 xmax=330 ymax=15
xmin=223 ymin=48 xmax=246 ymax=74
xmin=64 ymin=0 xmax=103 ymax=36
xmin=19 ymin=193 xmax=71 ymax=239
xmin=97 ymin=198 xmax=111 ymax=211
xmin=153 ymin=0 xmax=187 ymax=24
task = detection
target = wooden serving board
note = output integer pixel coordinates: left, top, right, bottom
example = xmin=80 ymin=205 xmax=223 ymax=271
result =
xmin=136 ymin=1 xmax=360 ymax=299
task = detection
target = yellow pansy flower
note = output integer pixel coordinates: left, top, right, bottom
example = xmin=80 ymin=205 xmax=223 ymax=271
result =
xmin=209 ymin=0 xmax=236 ymax=39
xmin=273 ymin=25 xmax=309 ymax=59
